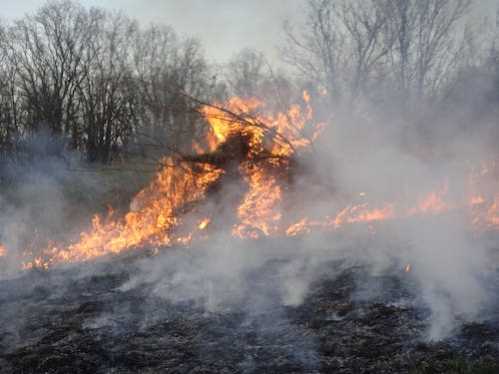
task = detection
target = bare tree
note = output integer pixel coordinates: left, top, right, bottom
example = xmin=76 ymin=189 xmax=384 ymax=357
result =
xmin=224 ymin=48 xmax=296 ymax=114
xmin=283 ymin=0 xmax=473 ymax=106
xmin=133 ymin=25 xmax=211 ymax=153
xmin=9 ymin=0 xmax=96 ymax=143
xmin=226 ymin=48 xmax=267 ymax=98
xmin=1 ymin=0 xmax=215 ymax=164
xmin=78 ymin=12 xmax=139 ymax=163
xmin=283 ymin=0 xmax=347 ymax=101
xmin=335 ymin=0 xmax=395 ymax=100
xmin=384 ymin=0 xmax=472 ymax=101
xmin=0 ymin=23 xmax=21 ymax=156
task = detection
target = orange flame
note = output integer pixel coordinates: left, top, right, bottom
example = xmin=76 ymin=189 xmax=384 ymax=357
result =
xmin=198 ymin=218 xmax=211 ymax=230
xmin=23 ymin=160 xmax=223 ymax=269
xmin=232 ymin=166 xmax=283 ymax=239
xmin=11 ymin=91 xmax=499 ymax=271
xmin=333 ymin=203 xmax=396 ymax=227
xmin=202 ymin=91 xmax=323 ymax=239
xmin=19 ymin=91 xmax=322 ymax=269
xmin=408 ymin=184 xmax=450 ymax=216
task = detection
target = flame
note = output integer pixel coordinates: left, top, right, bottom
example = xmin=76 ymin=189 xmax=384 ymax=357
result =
xmin=200 ymin=97 xmax=263 ymax=151
xmin=303 ymin=90 xmax=311 ymax=103
xmin=11 ymin=89 xmax=499 ymax=272
xmin=0 ymin=244 xmax=5 ymax=257
xmin=286 ymin=218 xmax=313 ymax=237
xmin=484 ymin=196 xmax=499 ymax=227
xmin=202 ymin=91 xmax=322 ymax=239
xmin=232 ymin=166 xmax=283 ymax=239
xmin=408 ymin=185 xmax=450 ymax=216
xmin=23 ymin=160 xmax=223 ymax=268
xmin=333 ymin=203 xmax=396 ymax=227
xmin=470 ymin=195 xmax=486 ymax=206
xmin=198 ymin=218 xmax=211 ymax=230
xmin=18 ymin=91 xmax=321 ymax=269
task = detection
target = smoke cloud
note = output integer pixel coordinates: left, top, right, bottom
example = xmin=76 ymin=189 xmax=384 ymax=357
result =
xmin=110 ymin=73 xmax=499 ymax=342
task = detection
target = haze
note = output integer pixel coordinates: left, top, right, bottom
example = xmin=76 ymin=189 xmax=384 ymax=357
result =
xmin=1 ymin=0 xmax=494 ymax=64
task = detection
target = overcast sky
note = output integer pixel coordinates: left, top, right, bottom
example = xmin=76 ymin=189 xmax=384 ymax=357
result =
xmin=1 ymin=0 xmax=498 ymax=64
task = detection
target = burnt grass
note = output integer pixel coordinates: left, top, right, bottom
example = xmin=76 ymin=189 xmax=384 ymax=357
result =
xmin=0 ymin=244 xmax=498 ymax=374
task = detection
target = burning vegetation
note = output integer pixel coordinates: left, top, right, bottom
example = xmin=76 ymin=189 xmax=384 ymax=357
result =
xmin=2 ymin=1 xmax=499 ymax=372
xmin=0 ymin=92 xmax=496 ymax=271
xmin=16 ymin=92 xmax=323 ymax=268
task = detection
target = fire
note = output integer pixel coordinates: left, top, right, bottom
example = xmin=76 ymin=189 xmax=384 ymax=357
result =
xmin=334 ymin=203 xmax=396 ymax=227
xmin=286 ymin=218 xmax=313 ymax=237
xmin=470 ymin=195 xmax=485 ymax=206
xmin=23 ymin=160 xmax=223 ymax=269
xmin=0 ymin=244 xmax=5 ymax=257
xmin=409 ymin=184 xmax=450 ymax=216
xmin=198 ymin=218 xmax=211 ymax=230
xmin=9 ymin=90 xmax=499 ymax=271
xmin=232 ymin=167 xmax=283 ymax=239
xmin=202 ymin=91 xmax=322 ymax=239
xmin=18 ymin=91 xmax=321 ymax=269
xmin=200 ymin=97 xmax=263 ymax=151
xmin=482 ymin=195 xmax=499 ymax=227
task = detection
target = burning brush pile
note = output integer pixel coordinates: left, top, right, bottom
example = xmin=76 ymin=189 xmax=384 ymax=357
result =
xmin=1 ymin=92 xmax=325 ymax=269
xmin=2 ymin=93 xmax=499 ymax=372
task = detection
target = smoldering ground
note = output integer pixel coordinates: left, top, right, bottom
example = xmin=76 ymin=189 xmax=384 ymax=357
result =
xmin=2 ymin=227 xmax=498 ymax=373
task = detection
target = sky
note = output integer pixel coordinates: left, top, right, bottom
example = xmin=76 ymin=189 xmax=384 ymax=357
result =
xmin=1 ymin=0 xmax=498 ymax=65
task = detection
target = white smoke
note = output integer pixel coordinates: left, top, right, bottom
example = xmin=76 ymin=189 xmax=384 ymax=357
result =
xmin=119 ymin=82 xmax=499 ymax=341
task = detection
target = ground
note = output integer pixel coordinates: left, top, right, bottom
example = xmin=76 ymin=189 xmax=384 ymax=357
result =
xmin=0 ymin=241 xmax=498 ymax=374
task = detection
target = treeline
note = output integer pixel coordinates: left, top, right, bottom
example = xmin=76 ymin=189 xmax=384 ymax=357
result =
xmin=284 ymin=0 xmax=498 ymax=107
xmin=0 ymin=0 xmax=222 ymax=165
xmin=0 ymin=0 xmax=498 ymax=167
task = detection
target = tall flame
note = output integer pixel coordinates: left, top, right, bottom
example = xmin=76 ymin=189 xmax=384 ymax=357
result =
xmin=19 ymin=91 xmax=321 ymax=269
xmin=7 ymin=91 xmax=499 ymax=271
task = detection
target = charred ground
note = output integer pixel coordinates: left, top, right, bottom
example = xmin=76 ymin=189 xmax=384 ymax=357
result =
xmin=1 ymin=240 xmax=499 ymax=374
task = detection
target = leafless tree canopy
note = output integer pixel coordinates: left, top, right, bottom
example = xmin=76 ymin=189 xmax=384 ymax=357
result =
xmin=0 ymin=0 xmax=217 ymax=165
xmin=0 ymin=0 xmax=497 ymax=169
xmin=283 ymin=0 xmax=477 ymax=107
